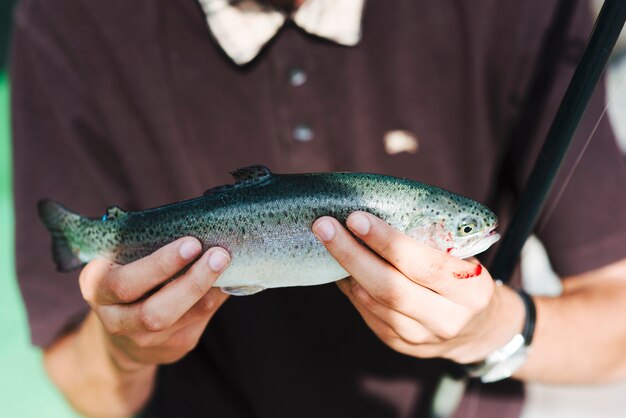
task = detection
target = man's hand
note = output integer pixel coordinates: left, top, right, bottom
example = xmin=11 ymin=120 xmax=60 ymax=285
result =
xmin=79 ymin=237 xmax=231 ymax=369
xmin=45 ymin=237 xmax=230 ymax=418
xmin=312 ymin=212 xmax=525 ymax=364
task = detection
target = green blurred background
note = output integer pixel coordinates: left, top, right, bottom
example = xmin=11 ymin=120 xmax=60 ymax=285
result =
xmin=0 ymin=1 xmax=81 ymax=416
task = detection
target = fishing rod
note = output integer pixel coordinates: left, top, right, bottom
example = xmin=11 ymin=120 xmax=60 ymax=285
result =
xmin=427 ymin=1 xmax=626 ymax=417
xmin=489 ymin=0 xmax=626 ymax=283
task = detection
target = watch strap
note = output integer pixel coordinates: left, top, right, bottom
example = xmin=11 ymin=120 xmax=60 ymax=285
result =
xmin=517 ymin=288 xmax=536 ymax=346
xmin=462 ymin=287 xmax=536 ymax=383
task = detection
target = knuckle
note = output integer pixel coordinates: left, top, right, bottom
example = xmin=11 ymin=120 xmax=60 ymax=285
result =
xmin=356 ymin=288 xmax=377 ymax=310
xmin=186 ymin=273 xmax=210 ymax=300
xmin=109 ymin=278 xmax=134 ymax=304
xmin=395 ymin=326 xmax=425 ymax=346
xmin=335 ymin=248 xmax=357 ymax=267
xmin=425 ymin=259 xmax=445 ymax=279
xmin=131 ymin=333 xmax=155 ymax=349
xmin=377 ymin=287 xmax=402 ymax=308
xmin=79 ymin=259 xmax=110 ymax=303
xmin=154 ymin=254 xmax=176 ymax=279
xmin=377 ymin=327 xmax=401 ymax=345
xmin=95 ymin=306 xmax=126 ymax=337
xmin=195 ymin=294 xmax=217 ymax=315
xmin=97 ymin=312 xmax=124 ymax=336
xmin=150 ymin=242 xmax=188 ymax=279
xmin=437 ymin=318 xmax=466 ymax=340
xmin=139 ymin=304 xmax=166 ymax=332
xmin=377 ymin=234 xmax=396 ymax=257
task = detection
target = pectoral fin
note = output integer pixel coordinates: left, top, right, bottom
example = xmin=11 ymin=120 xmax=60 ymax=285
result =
xmin=405 ymin=215 xmax=432 ymax=239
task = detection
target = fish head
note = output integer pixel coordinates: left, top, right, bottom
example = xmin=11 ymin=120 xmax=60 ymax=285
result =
xmin=405 ymin=195 xmax=500 ymax=259
xmin=445 ymin=212 xmax=500 ymax=259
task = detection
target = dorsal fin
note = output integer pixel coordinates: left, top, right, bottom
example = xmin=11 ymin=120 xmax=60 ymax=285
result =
xmin=102 ymin=206 xmax=127 ymax=221
xmin=203 ymin=165 xmax=273 ymax=197
xmin=230 ymin=165 xmax=273 ymax=185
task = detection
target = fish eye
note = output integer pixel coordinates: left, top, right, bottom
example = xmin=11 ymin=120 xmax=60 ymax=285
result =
xmin=458 ymin=218 xmax=479 ymax=236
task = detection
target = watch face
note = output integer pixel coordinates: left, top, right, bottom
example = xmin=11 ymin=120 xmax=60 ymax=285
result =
xmin=480 ymin=347 xmax=529 ymax=383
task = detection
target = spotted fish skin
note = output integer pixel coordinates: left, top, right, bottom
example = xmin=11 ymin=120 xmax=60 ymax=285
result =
xmin=38 ymin=166 xmax=499 ymax=295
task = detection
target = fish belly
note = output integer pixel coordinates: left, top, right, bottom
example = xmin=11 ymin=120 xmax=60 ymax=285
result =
xmin=212 ymin=232 xmax=349 ymax=290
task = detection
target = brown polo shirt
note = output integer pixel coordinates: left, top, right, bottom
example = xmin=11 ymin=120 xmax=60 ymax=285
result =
xmin=11 ymin=0 xmax=626 ymax=417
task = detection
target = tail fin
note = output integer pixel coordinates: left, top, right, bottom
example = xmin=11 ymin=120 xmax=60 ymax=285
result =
xmin=37 ymin=199 xmax=86 ymax=272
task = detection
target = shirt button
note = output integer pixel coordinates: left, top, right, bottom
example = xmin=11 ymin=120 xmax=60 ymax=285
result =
xmin=288 ymin=67 xmax=308 ymax=87
xmin=293 ymin=123 xmax=314 ymax=142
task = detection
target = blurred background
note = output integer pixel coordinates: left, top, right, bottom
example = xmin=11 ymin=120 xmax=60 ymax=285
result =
xmin=0 ymin=0 xmax=82 ymax=417
xmin=0 ymin=1 xmax=624 ymax=417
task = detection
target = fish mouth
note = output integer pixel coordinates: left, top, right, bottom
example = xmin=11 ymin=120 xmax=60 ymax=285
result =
xmin=486 ymin=228 xmax=500 ymax=239
xmin=450 ymin=228 xmax=501 ymax=259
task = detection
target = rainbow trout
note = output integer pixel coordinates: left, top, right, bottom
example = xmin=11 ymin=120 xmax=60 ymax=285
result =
xmin=38 ymin=165 xmax=500 ymax=295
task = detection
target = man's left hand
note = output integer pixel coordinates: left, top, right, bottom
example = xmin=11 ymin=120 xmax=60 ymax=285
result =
xmin=312 ymin=211 xmax=525 ymax=364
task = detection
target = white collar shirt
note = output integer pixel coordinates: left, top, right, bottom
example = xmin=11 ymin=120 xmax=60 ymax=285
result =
xmin=197 ymin=0 xmax=366 ymax=65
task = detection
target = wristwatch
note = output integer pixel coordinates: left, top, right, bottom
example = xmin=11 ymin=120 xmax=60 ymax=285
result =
xmin=463 ymin=288 xmax=536 ymax=383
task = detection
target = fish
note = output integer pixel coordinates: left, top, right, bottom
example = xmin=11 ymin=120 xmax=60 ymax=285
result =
xmin=38 ymin=165 xmax=500 ymax=296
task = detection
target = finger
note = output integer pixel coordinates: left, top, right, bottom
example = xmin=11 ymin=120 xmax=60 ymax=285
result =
xmin=348 ymin=280 xmax=440 ymax=345
xmin=337 ymin=279 xmax=405 ymax=344
xmin=83 ymin=237 xmax=202 ymax=305
xmin=159 ymin=325 xmax=210 ymax=362
xmin=345 ymin=212 xmax=491 ymax=301
xmin=174 ymin=287 xmax=230 ymax=327
xmin=339 ymin=278 xmax=439 ymax=345
xmin=317 ymin=218 xmax=467 ymax=335
xmin=129 ymin=288 xmax=229 ymax=356
xmin=339 ymin=279 xmax=449 ymax=358
xmin=134 ymin=248 xmax=230 ymax=331
xmin=314 ymin=216 xmax=445 ymax=313
xmin=99 ymin=248 xmax=229 ymax=333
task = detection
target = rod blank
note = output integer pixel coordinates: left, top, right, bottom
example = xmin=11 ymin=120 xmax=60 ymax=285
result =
xmin=489 ymin=0 xmax=626 ymax=283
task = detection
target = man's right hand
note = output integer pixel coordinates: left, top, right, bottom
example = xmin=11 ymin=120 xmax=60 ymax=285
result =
xmin=79 ymin=237 xmax=231 ymax=370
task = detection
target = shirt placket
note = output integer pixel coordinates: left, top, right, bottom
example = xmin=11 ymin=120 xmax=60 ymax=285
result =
xmin=266 ymin=26 xmax=333 ymax=173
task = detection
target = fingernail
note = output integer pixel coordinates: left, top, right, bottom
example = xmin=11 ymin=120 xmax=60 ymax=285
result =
xmin=348 ymin=213 xmax=370 ymax=235
xmin=208 ymin=250 xmax=229 ymax=272
xmin=180 ymin=240 xmax=201 ymax=260
xmin=314 ymin=220 xmax=335 ymax=242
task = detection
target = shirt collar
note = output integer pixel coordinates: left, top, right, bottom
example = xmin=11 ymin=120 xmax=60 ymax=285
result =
xmin=197 ymin=0 xmax=366 ymax=65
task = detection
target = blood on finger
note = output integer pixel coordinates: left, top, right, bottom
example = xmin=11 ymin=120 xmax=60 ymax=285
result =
xmin=452 ymin=264 xmax=482 ymax=279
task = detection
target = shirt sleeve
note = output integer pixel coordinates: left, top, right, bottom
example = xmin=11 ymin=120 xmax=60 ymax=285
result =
xmin=506 ymin=0 xmax=626 ymax=277
xmin=11 ymin=1 xmax=135 ymax=347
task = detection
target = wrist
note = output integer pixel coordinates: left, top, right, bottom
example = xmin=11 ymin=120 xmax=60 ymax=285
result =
xmin=87 ymin=312 xmax=157 ymax=414
xmin=44 ymin=312 xmax=157 ymax=417
xmin=461 ymin=283 xmax=526 ymax=363
xmin=464 ymin=285 xmax=536 ymax=383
